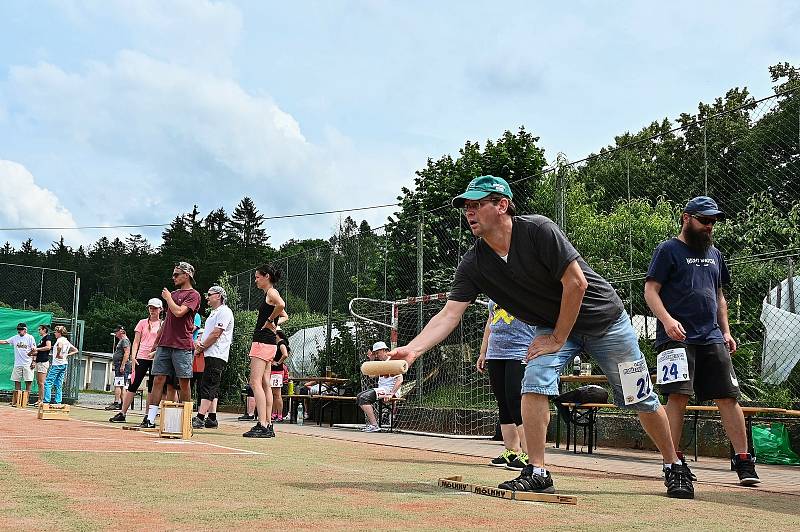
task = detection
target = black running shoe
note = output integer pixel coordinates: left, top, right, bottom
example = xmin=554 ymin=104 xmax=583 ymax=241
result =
xmin=506 ymin=452 xmax=529 ymax=472
xmin=243 ymin=422 xmax=270 ymax=438
xmin=104 ymin=402 xmax=120 ymax=411
xmin=490 ymin=449 xmax=517 ymax=467
xmin=732 ymin=453 xmax=761 ymax=486
xmin=664 ymin=463 xmax=695 ymax=499
xmin=109 ymin=412 xmax=126 ymax=423
xmin=238 ymin=413 xmax=256 ymax=421
xmin=191 ymin=416 xmax=205 ymax=429
xmin=264 ymin=423 xmax=276 ymax=438
xmin=140 ymin=418 xmax=156 ymax=429
xmin=498 ymin=465 xmax=555 ymax=493
xmin=204 ymin=418 xmax=219 ymax=429
xmin=674 ymin=452 xmax=698 ymax=482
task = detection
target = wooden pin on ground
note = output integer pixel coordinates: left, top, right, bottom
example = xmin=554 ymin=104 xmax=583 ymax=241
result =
xmin=437 ymin=476 xmax=577 ymax=505
xmin=11 ymin=390 xmax=29 ymax=408
xmin=158 ymin=400 xmax=193 ymax=439
xmin=38 ymin=403 xmax=70 ymax=420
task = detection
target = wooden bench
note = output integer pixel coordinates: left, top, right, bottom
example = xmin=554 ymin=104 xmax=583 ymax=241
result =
xmin=304 ymin=395 xmax=405 ymax=431
xmin=555 ymin=400 xmax=800 ymax=459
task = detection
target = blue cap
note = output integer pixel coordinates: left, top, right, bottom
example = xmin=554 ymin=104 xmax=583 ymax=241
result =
xmin=684 ymin=196 xmax=724 ymax=218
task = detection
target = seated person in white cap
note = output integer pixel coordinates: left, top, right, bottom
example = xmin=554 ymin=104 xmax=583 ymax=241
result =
xmin=357 ymin=341 xmax=403 ymax=433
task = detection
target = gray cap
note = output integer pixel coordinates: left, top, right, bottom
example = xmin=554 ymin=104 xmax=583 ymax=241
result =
xmin=175 ymin=261 xmax=195 ymax=280
xmin=372 ymin=341 xmax=389 ymax=351
xmin=207 ymin=285 xmax=227 ymax=303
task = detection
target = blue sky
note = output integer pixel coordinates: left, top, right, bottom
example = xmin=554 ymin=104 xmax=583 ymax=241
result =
xmin=1 ymin=0 xmax=797 ymax=250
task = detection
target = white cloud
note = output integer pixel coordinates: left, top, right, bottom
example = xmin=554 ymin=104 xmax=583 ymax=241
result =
xmin=0 ymin=160 xmax=80 ymax=244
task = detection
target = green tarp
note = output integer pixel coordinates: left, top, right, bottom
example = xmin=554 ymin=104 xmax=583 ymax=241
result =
xmin=0 ymin=308 xmax=53 ymax=392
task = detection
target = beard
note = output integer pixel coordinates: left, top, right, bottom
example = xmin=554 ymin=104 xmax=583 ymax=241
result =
xmin=684 ymin=224 xmax=713 ymax=253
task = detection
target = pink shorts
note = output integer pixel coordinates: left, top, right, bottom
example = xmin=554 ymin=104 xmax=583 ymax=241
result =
xmin=249 ymin=342 xmax=277 ymax=362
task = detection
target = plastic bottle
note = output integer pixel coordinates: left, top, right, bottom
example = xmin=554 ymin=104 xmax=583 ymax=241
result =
xmin=572 ymin=355 xmax=581 ymax=376
xmin=296 ymin=402 xmax=304 ymax=426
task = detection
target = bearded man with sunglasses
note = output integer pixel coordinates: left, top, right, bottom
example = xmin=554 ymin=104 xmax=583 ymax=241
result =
xmin=645 ymin=196 xmax=759 ymax=486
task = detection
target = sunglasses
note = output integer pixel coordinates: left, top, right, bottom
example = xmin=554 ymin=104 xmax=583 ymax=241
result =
xmin=172 ymin=272 xmax=185 ymax=278
xmin=691 ymin=214 xmax=718 ymax=226
xmin=461 ymin=198 xmax=500 ymax=211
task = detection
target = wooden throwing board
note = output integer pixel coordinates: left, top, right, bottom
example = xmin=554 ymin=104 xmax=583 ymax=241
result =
xmin=437 ymin=476 xmax=577 ymax=505
xmin=38 ymin=404 xmax=70 ymax=420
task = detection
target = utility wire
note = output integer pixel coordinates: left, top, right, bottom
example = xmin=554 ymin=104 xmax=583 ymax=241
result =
xmin=0 ymin=202 xmax=399 ymax=232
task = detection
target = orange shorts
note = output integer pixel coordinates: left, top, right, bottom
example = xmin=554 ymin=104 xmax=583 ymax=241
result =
xmin=248 ymin=342 xmax=277 ymax=361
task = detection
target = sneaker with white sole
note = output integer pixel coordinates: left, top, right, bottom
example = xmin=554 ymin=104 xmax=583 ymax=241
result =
xmin=490 ymin=449 xmax=517 ymax=468
xmin=363 ymin=425 xmax=381 ymax=433
xmin=732 ymin=453 xmax=761 ymax=486
xmin=506 ymin=452 xmax=529 ymax=471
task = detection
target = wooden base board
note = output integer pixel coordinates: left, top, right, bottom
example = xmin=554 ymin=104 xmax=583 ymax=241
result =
xmin=38 ymin=404 xmax=70 ymax=420
xmin=437 ymin=476 xmax=577 ymax=505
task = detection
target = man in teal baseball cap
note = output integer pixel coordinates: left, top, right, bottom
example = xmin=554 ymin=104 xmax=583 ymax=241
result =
xmin=392 ymin=173 xmax=693 ymax=499
xmin=452 ymin=175 xmax=514 ymax=208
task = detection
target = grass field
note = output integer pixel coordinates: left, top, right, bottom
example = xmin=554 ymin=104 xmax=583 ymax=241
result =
xmin=1 ymin=404 xmax=799 ymax=531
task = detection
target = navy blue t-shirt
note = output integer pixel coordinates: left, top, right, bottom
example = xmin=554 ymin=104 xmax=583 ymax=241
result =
xmin=646 ymin=238 xmax=730 ymax=346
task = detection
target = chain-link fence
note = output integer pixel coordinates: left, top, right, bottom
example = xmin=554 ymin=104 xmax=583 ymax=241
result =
xmin=232 ymin=88 xmax=800 ymax=435
xmin=0 ymin=262 xmax=83 ymax=403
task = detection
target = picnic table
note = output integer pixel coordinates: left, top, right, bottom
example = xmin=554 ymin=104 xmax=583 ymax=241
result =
xmin=285 ymin=377 xmax=351 ymax=423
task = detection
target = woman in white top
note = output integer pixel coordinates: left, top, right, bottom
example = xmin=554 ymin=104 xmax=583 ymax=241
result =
xmin=43 ymin=325 xmax=78 ymax=404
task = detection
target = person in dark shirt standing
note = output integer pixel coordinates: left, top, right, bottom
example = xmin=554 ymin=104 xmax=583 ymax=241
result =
xmin=645 ymin=196 xmax=759 ymax=485
xmin=142 ymin=261 xmax=201 ymax=427
xmin=32 ymin=324 xmax=55 ymax=407
xmin=243 ymin=263 xmax=286 ymax=438
xmin=391 ymin=175 xmax=693 ymax=499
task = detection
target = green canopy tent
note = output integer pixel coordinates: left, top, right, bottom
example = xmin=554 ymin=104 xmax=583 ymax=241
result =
xmin=0 ymin=308 xmax=53 ymax=393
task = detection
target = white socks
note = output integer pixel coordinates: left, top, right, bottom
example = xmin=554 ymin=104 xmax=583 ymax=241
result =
xmin=532 ymin=466 xmax=548 ymax=477
xmin=147 ymin=405 xmax=159 ymax=422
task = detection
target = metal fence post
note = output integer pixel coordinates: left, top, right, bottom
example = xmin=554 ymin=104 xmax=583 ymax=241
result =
xmin=417 ymin=214 xmax=424 ymax=401
xmin=326 ymin=244 xmax=334 ymax=354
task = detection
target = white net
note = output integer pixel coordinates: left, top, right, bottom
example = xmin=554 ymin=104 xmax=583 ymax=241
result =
xmin=350 ymin=294 xmax=497 ymax=436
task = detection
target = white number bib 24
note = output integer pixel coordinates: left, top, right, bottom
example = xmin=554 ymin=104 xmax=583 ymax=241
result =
xmin=618 ymin=359 xmax=652 ymax=405
xmin=269 ymin=373 xmax=283 ymax=388
xmin=656 ymin=348 xmax=690 ymax=385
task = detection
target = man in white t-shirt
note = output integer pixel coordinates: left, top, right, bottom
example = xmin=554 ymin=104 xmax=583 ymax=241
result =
xmin=357 ymin=341 xmax=403 ymax=433
xmin=1 ymin=322 xmax=37 ymax=395
xmin=192 ymin=286 xmax=234 ymax=429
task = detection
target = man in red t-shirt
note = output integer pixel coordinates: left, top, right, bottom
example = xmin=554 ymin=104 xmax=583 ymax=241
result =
xmin=143 ymin=261 xmax=201 ymax=426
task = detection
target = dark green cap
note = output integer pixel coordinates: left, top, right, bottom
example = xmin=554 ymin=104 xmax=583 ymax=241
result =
xmin=452 ymin=175 xmax=513 ymax=208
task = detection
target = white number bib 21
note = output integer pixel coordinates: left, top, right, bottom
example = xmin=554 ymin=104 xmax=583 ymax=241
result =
xmin=270 ymin=373 xmax=283 ymax=388
xmin=656 ymin=348 xmax=690 ymax=385
xmin=618 ymin=359 xmax=652 ymax=405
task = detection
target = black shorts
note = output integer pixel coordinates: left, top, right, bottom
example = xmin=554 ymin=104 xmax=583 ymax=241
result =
xmin=658 ymin=341 xmax=740 ymax=402
xmin=198 ymin=357 xmax=226 ymax=401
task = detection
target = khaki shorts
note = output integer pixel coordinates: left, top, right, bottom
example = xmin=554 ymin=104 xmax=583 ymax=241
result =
xmin=35 ymin=362 xmax=50 ymax=374
xmin=11 ymin=365 xmax=34 ymax=382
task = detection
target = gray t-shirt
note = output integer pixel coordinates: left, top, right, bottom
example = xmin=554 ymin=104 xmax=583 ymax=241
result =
xmin=486 ymin=300 xmax=536 ymax=360
xmin=449 ymin=215 xmax=623 ymax=337
xmin=113 ymin=337 xmax=131 ymax=371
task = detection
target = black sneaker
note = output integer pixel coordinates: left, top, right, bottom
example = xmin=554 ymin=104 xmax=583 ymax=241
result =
xmin=238 ymin=413 xmax=256 ymax=421
xmin=204 ymin=418 xmax=219 ymax=429
xmin=191 ymin=416 xmax=205 ymax=429
xmin=498 ymin=465 xmax=555 ymax=493
xmin=664 ymin=463 xmax=695 ymax=499
xmin=264 ymin=423 xmax=276 ymax=438
xmin=675 ymin=452 xmax=698 ymax=481
xmin=732 ymin=453 xmax=761 ymax=486
xmin=109 ymin=412 xmax=126 ymax=423
xmin=243 ymin=422 xmax=271 ymax=438
xmin=490 ymin=449 xmax=517 ymax=467
xmin=506 ymin=452 xmax=529 ymax=472
xmin=140 ymin=418 xmax=156 ymax=429
xmin=104 ymin=402 xmax=120 ymax=411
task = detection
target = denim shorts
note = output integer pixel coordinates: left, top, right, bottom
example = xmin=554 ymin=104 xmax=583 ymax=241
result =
xmin=152 ymin=347 xmax=193 ymax=379
xmin=521 ymin=310 xmax=661 ymax=412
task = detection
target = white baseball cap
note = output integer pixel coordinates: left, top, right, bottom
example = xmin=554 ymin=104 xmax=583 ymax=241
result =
xmin=372 ymin=341 xmax=389 ymax=351
xmin=147 ymin=298 xmax=163 ymax=309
